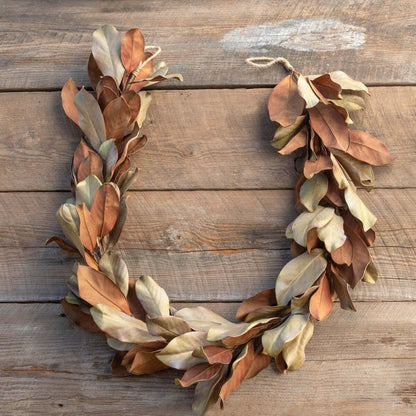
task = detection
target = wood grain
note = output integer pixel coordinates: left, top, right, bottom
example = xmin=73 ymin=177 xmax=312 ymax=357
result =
xmin=0 ymin=87 xmax=413 ymax=191
xmin=1 ymin=246 xmax=415 ymax=302
xmin=1 ymin=0 xmax=416 ymax=89
xmin=1 ymin=303 xmax=415 ymax=415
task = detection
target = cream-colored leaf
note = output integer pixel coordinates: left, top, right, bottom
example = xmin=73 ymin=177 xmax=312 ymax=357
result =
xmin=156 ymin=331 xmax=216 ymax=370
xmin=362 ymin=260 xmax=378 ymax=284
xmin=175 ymin=306 xmax=230 ymax=331
xmin=98 ymin=251 xmax=129 ymax=297
xmin=92 ymin=24 xmax=125 ymax=85
xmin=287 ymin=205 xmax=334 ymax=247
xmin=328 ymin=71 xmax=369 ymax=94
xmin=136 ymin=91 xmax=152 ymax=127
xmin=98 ymin=139 xmax=118 ymax=181
xmin=262 ymin=313 xmax=309 ymax=357
xmin=330 ymin=93 xmax=365 ymax=114
xmin=90 ymin=303 xmax=164 ymax=344
xmin=135 ymin=275 xmax=170 ymax=318
xmin=344 ymin=186 xmax=377 ymax=231
xmin=297 ymin=75 xmax=320 ymax=108
xmin=56 ymin=203 xmax=84 ymax=255
xmin=299 ymin=172 xmax=329 ymax=212
xmin=281 ymin=318 xmax=314 ymax=370
xmin=316 ymin=213 xmax=346 ymax=252
xmin=271 ymin=115 xmax=305 ymax=150
xmin=275 ymin=250 xmax=327 ymax=306
xmin=330 ymin=153 xmax=351 ymax=189
xmin=75 ymin=174 xmax=102 ymax=209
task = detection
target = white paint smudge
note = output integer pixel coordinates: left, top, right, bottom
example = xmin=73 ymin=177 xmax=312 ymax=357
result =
xmin=221 ymin=18 xmax=366 ymax=53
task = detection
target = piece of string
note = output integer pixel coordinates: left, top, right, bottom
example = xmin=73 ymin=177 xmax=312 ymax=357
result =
xmin=246 ymin=56 xmax=295 ymax=74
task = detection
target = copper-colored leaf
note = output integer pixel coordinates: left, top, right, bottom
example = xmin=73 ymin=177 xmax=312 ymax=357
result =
xmin=309 ymin=102 xmax=349 ymax=151
xmin=235 ymin=288 xmax=276 ymax=321
xmin=77 ymin=264 xmax=131 ymax=314
xmin=111 ymin=351 xmax=129 ymax=376
xmin=126 ymin=279 xmax=146 ymax=321
xmin=194 ymin=346 xmax=233 ymax=365
xmin=61 ymin=298 xmax=102 ymax=333
xmin=245 ymin=350 xmax=271 ymax=379
xmin=103 ymin=96 xmax=131 ymax=141
xmin=46 ymin=236 xmax=79 ymax=255
xmin=88 ymin=53 xmax=103 ymax=90
xmin=278 ymin=127 xmax=308 ymax=155
xmin=310 ymin=74 xmax=341 ymax=99
xmin=76 ymin=203 xmax=99 ymax=252
xmin=121 ymin=28 xmax=146 ymax=73
xmin=219 ymin=341 xmax=255 ymax=402
xmin=325 ymin=172 xmax=346 ymax=206
xmin=122 ymin=90 xmax=141 ymax=125
xmin=74 ymin=144 xmax=104 ymax=183
xmin=97 ymin=76 xmax=119 ymax=110
xmin=303 ymin=156 xmax=333 ymax=179
xmin=309 ymin=274 xmax=333 ymax=320
xmin=268 ymin=75 xmax=305 ymax=126
xmin=347 ymin=130 xmax=395 ymax=166
xmin=61 ymin=78 xmax=79 ymax=124
xmin=330 ymin=264 xmax=356 ymax=311
xmin=90 ymin=183 xmax=120 ymax=237
xmin=128 ymin=51 xmax=154 ymax=92
xmin=176 ymin=363 xmax=222 ymax=388
xmin=331 ymin=237 xmax=353 ymax=266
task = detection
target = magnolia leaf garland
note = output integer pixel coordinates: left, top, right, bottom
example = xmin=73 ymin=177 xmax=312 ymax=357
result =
xmin=50 ymin=25 xmax=394 ymax=416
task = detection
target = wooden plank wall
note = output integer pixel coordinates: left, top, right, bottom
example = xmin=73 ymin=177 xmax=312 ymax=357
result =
xmin=1 ymin=1 xmax=415 ymax=415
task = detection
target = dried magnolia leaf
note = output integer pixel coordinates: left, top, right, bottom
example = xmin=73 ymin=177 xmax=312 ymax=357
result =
xmin=316 ymin=213 xmax=346 ymax=253
xmin=271 ymin=115 xmax=306 ymax=150
xmin=92 ymin=24 xmax=125 ymax=86
xmin=121 ymin=28 xmax=146 ymax=73
xmin=98 ymin=251 xmax=129 ymax=296
xmin=76 ymin=203 xmax=99 ymax=252
xmin=310 ymin=74 xmax=341 ymax=99
xmin=262 ymin=313 xmax=309 ymax=357
xmin=56 ymin=203 xmax=84 ymax=255
xmin=299 ymin=172 xmax=329 ymax=212
xmin=245 ymin=350 xmax=271 ymax=379
xmin=362 ymin=260 xmax=378 ymax=284
xmin=331 ymin=237 xmax=353 ymax=266
xmin=61 ymin=298 xmax=102 ymax=333
xmin=327 ymin=71 xmax=369 ymax=94
xmin=98 ymin=139 xmax=118 ymax=181
xmin=309 ymin=275 xmax=333 ymax=320
xmin=175 ymin=306 xmax=230 ymax=331
xmin=330 ymin=265 xmax=356 ymax=311
xmin=193 ymin=346 xmax=233 ymax=365
xmin=281 ymin=317 xmax=314 ymax=370
xmin=330 ymin=93 xmax=365 ymax=114
xmin=303 ymin=156 xmax=333 ymax=179
xmin=235 ymin=288 xmax=276 ymax=322
xmin=77 ymin=264 xmax=131 ymax=314
xmin=103 ymin=96 xmax=131 ymax=140
xmin=88 ymin=53 xmax=103 ymax=90
xmin=122 ymin=90 xmax=141 ymax=125
xmin=344 ymin=186 xmax=377 ymax=232
xmin=75 ymin=174 xmax=102 ymax=208
xmin=268 ymin=75 xmax=305 ymax=126
xmin=156 ymin=331 xmax=217 ymax=370
xmin=74 ymin=87 xmax=107 ymax=150
xmin=176 ymin=363 xmax=222 ymax=388
xmin=135 ymin=275 xmax=170 ymax=318
xmin=275 ymin=249 xmax=327 ymax=306
xmin=146 ymin=315 xmax=192 ymax=340
xmin=61 ymin=78 xmax=79 ymax=124
xmin=347 ymin=130 xmax=395 ymax=166
xmin=297 ymin=75 xmax=319 ymax=108
xmin=97 ymin=76 xmax=119 ymax=110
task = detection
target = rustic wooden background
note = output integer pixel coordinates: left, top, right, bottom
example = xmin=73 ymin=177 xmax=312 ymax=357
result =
xmin=1 ymin=1 xmax=415 ymax=415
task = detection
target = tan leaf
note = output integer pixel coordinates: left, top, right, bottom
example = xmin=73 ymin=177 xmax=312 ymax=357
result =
xmin=61 ymin=78 xmax=79 ymax=124
xmin=135 ymin=275 xmax=170 ymax=318
xmin=98 ymin=139 xmax=118 ymax=181
xmin=347 ymin=130 xmax=395 ymax=166
xmin=327 ymin=71 xmax=369 ymax=94
xmin=75 ymin=174 xmax=102 ymax=208
xmin=344 ymin=186 xmax=377 ymax=232
xmin=107 ymin=196 xmax=129 ymax=249
xmin=220 ymin=341 xmax=255 ymax=402
xmin=92 ymin=24 xmax=124 ymax=85
xmin=299 ymin=172 xmax=328 ymax=212
xmin=136 ymin=91 xmax=152 ymax=127
xmin=91 ymin=303 xmax=164 ymax=344
xmin=275 ymin=249 xmax=327 ymax=305
xmin=297 ymin=75 xmax=319 ymax=108
xmin=362 ymin=260 xmax=378 ymax=284
xmin=98 ymin=251 xmax=129 ymax=296
xmin=74 ymin=87 xmax=107 ymax=150
xmin=56 ymin=203 xmax=84 ymax=255
xmin=270 ymin=115 xmax=306 ymax=150
xmin=281 ymin=317 xmax=314 ymax=370
xmin=309 ymin=275 xmax=333 ymax=320
xmin=309 ymin=102 xmax=349 ymax=151
xmin=175 ymin=306 xmax=230 ymax=331
xmin=176 ymin=363 xmax=222 ymax=388
xmin=316 ymin=212 xmax=346 ymax=253
xmin=121 ymin=28 xmax=146 ymax=73
xmin=146 ymin=315 xmax=191 ymax=340
xmin=330 ymin=93 xmax=365 ymax=113
xmin=278 ymin=127 xmax=308 ymax=155
xmin=126 ymin=345 xmax=169 ymax=375
xmin=76 ymin=147 xmax=104 ymax=183
xmin=122 ymin=90 xmax=141 ymax=125
xmin=103 ymin=96 xmax=131 ymax=141
xmin=268 ymin=75 xmax=305 ymax=126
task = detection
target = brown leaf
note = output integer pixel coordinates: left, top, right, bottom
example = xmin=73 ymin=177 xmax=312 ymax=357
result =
xmin=126 ymin=279 xmax=147 ymax=321
xmin=111 ymin=351 xmax=129 ymax=376
xmin=90 ymin=183 xmax=120 ymax=238
xmin=61 ymin=78 xmax=79 ymax=124
xmin=121 ymin=28 xmax=146 ymax=73
xmin=278 ymin=127 xmax=308 ymax=155
xmin=88 ymin=53 xmax=103 ymax=90
xmin=46 ymin=236 xmax=79 ymax=255
xmin=74 ymin=143 xmax=104 ymax=183
xmin=97 ymin=76 xmax=119 ymax=110
xmin=330 ymin=264 xmax=356 ymax=311
xmin=235 ymin=288 xmax=276 ymax=322
xmin=77 ymin=264 xmax=131 ymax=314
xmin=76 ymin=203 xmax=99 ymax=252
xmin=61 ymin=298 xmax=102 ymax=333
xmin=309 ymin=274 xmax=333 ymax=320
xmin=294 ymin=173 xmax=307 ymax=212
xmin=128 ymin=51 xmax=154 ymax=92
xmin=306 ymin=228 xmax=320 ymax=253
xmin=310 ymin=74 xmax=341 ymax=99
xmin=291 ymin=239 xmax=306 ymax=257
xmin=347 ymin=130 xmax=395 ymax=166
xmin=193 ymin=346 xmax=233 ymax=365
xmin=245 ymin=350 xmax=271 ymax=379
xmin=220 ymin=341 xmax=255 ymax=402
xmin=331 ymin=237 xmax=353 ymax=266
xmin=122 ymin=90 xmax=141 ymax=125
xmin=268 ymin=75 xmax=305 ymax=126
xmin=325 ymin=172 xmax=346 ymax=206
xmin=176 ymin=363 xmax=222 ymax=388
xmin=309 ymin=102 xmax=349 ymax=151
xmin=303 ymin=156 xmax=333 ymax=179
xmin=103 ymin=96 xmax=131 ymax=141
xmin=107 ymin=196 xmax=128 ymax=249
